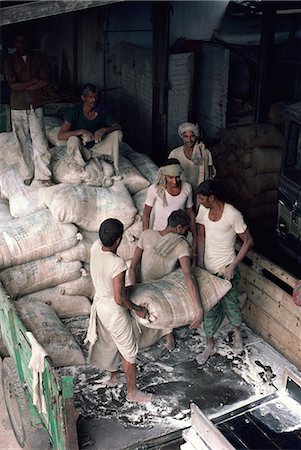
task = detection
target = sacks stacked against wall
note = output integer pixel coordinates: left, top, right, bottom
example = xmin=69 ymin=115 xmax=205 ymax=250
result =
xmin=215 ymin=123 xmax=284 ymax=222
xmin=0 ymin=123 xmax=157 ymax=365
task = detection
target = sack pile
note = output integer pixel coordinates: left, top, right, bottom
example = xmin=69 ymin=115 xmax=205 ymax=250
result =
xmin=0 ymin=122 xmax=158 ymax=366
xmin=215 ymin=123 xmax=284 ymax=222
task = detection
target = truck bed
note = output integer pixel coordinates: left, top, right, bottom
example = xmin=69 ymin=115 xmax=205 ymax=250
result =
xmin=58 ymin=320 xmax=300 ymax=450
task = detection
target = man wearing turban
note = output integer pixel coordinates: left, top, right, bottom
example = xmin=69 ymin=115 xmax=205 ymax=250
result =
xmin=142 ymin=158 xmax=197 ymax=261
xmin=169 ymin=122 xmax=216 ymax=195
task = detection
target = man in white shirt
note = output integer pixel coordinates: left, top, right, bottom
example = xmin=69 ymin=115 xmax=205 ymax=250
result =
xmin=129 ymin=210 xmax=203 ymax=349
xmin=195 ymin=180 xmax=253 ymax=364
xmin=142 ymin=158 xmax=197 ymax=261
xmin=169 ymin=122 xmax=216 ymax=195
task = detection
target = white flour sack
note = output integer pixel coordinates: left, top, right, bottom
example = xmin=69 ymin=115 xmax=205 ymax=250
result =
xmin=0 ymin=165 xmax=45 ymax=218
xmin=40 ymin=181 xmax=137 ymax=231
xmin=17 ymin=292 xmax=91 ymax=319
xmin=117 ymin=215 xmax=142 ymax=260
xmin=0 ymin=210 xmax=79 ymax=269
xmin=0 ymin=198 xmax=13 ymax=224
xmin=120 ymin=142 xmax=159 ymax=184
xmin=0 ymin=256 xmax=83 ymax=297
xmin=15 ymin=301 xmax=85 ymax=367
xmin=118 ymin=155 xmax=150 ymax=194
xmin=129 ymin=267 xmax=232 ymax=329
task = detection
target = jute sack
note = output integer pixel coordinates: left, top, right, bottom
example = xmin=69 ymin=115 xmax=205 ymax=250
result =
xmin=0 ymin=132 xmax=22 ymax=166
xmin=251 ymin=147 xmax=282 ymax=174
xmin=129 ymin=266 xmax=232 ymax=329
xmin=0 ymin=198 xmax=13 ymax=224
xmin=244 ymin=172 xmax=279 ymax=196
xmin=0 ymin=257 xmax=83 ymax=297
xmin=133 ymin=188 xmax=147 ymax=216
xmin=244 ymin=203 xmax=277 ymax=221
xmin=220 ymin=124 xmax=284 ymax=150
xmin=56 ymin=266 xmax=95 ymax=299
xmin=55 ymin=239 xmax=91 ymax=264
xmin=17 ymin=292 xmax=91 ymax=318
xmin=240 ymin=185 xmax=278 ymax=207
xmin=14 ymin=301 xmax=86 ymax=367
xmin=120 ymin=142 xmax=159 ymax=184
xmin=0 ymin=165 xmax=46 ymax=218
xmin=39 ymin=181 xmax=137 ymax=231
xmin=117 ymin=215 xmax=142 ymax=261
xmin=0 ymin=210 xmax=80 ymax=269
xmin=118 ymin=155 xmax=150 ymax=194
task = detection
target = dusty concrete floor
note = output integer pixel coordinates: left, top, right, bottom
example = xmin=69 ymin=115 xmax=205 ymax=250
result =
xmin=0 ymin=359 xmax=21 ymax=450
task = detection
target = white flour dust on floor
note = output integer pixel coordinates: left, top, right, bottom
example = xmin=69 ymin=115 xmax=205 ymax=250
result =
xmin=59 ymin=323 xmax=283 ymax=430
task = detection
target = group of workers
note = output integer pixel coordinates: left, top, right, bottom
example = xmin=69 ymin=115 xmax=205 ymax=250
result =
xmin=5 ymin=32 xmax=254 ymax=405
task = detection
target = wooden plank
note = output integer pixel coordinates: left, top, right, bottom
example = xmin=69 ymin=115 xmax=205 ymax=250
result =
xmin=0 ymin=0 xmax=122 ymax=26
xmin=241 ymin=281 xmax=300 ymax=337
xmin=239 ymin=263 xmax=300 ymax=318
xmin=236 ymin=244 xmax=297 ymax=288
xmin=242 ymin=303 xmax=301 ymax=369
xmin=190 ymin=403 xmax=236 ymax=450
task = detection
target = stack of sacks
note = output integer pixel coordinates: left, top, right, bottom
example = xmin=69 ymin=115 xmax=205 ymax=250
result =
xmin=216 ymin=123 xmax=284 ymax=222
xmin=0 ymin=124 xmax=158 ymax=336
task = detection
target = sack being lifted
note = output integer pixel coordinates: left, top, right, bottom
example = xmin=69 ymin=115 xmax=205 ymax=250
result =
xmin=129 ymin=266 xmax=232 ymax=329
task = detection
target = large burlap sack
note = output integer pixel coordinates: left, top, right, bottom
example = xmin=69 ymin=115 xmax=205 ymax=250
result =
xmin=17 ymin=291 xmax=91 ymax=318
xmin=0 ymin=198 xmax=13 ymax=224
xmin=120 ymin=142 xmax=159 ymax=184
xmin=50 ymin=146 xmax=114 ymax=187
xmin=0 ymin=257 xmax=83 ymax=297
xmin=0 ymin=210 xmax=80 ymax=269
xmin=251 ymin=147 xmax=282 ymax=174
xmin=240 ymin=185 xmax=278 ymax=207
xmin=55 ymin=239 xmax=91 ymax=264
xmin=44 ymin=117 xmax=65 ymax=146
xmin=244 ymin=172 xmax=279 ymax=196
xmin=0 ymin=132 xmax=21 ymax=166
xmin=0 ymin=165 xmax=46 ymax=218
xmin=117 ymin=215 xmax=142 ymax=260
xmin=55 ymin=266 xmax=95 ymax=299
xmin=245 ymin=203 xmax=277 ymax=221
xmin=129 ymin=266 xmax=232 ymax=329
xmin=220 ymin=124 xmax=284 ymax=150
xmin=39 ymin=181 xmax=137 ymax=231
xmin=15 ymin=301 xmax=85 ymax=367
xmin=133 ymin=188 xmax=148 ymax=216
xmin=119 ymin=155 xmax=150 ymax=194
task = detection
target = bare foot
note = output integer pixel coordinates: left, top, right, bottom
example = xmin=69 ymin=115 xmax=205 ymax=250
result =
xmin=233 ymin=332 xmax=243 ymax=353
xmin=126 ymin=390 xmax=153 ymax=404
xmin=196 ymin=345 xmax=217 ymax=365
xmin=165 ymin=332 xmax=175 ymax=351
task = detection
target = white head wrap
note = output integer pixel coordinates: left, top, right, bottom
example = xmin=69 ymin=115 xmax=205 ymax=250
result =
xmin=178 ymin=122 xmax=200 ymax=138
xmin=155 ymin=161 xmax=183 ymax=207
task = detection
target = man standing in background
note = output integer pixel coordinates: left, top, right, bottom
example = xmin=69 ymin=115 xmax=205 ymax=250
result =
xmin=5 ymin=32 xmax=52 ymax=186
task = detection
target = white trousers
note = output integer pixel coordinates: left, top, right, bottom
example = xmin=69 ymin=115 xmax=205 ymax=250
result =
xmin=66 ymin=130 xmax=123 ymax=175
xmin=11 ymin=108 xmax=51 ymax=181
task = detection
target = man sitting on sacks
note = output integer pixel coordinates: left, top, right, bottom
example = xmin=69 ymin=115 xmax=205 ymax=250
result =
xmin=129 ymin=209 xmax=203 ymax=350
xmin=58 ymin=83 xmax=122 ymax=175
xmin=85 ymin=218 xmax=170 ymax=403
xmin=142 ymin=158 xmax=197 ymax=263
xmin=168 ymin=122 xmax=216 ymax=197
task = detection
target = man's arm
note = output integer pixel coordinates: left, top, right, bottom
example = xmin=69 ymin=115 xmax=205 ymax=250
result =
xmin=94 ymin=122 xmax=122 ymax=142
xmin=112 ymin=271 xmax=147 ymax=318
xmin=142 ymin=205 xmax=152 ymax=231
xmin=128 ymin=246 xmax=143 ymax=285
xmin=57 ymin=120 xmax=92 ymax=141
xmin=225 ymin=229 xmax=254 ymax=281
xmin=186 ymin=206 xmax=197 ymax=263
xmin=196 ymin=223 xmax=205 ymax=268
xmin=179 ymin=255 xmax=203 ymax=329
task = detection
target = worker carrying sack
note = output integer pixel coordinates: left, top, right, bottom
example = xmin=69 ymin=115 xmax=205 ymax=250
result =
xmin=129 ymin=266 xmax=232 ymax=329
